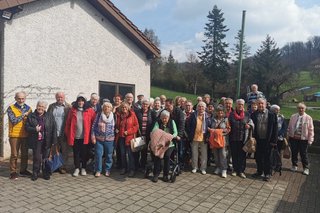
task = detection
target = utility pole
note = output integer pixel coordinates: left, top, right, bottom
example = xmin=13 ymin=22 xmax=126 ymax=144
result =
xmin=236 ymin=10 xmax=246 ymax=99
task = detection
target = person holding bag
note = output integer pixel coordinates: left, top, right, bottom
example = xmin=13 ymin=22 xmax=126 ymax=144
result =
xmin=115 ymin=102 xmax=139 ymax=177
xmin=91 ymin=102 xmax=116 ymax=177
xmin=25 ymin=100 xmax=57 ymax=181
xmin=208 ymin=105 xmax=230 ymax=178
xmin=228 ymin=99 xmax=254 ymax=179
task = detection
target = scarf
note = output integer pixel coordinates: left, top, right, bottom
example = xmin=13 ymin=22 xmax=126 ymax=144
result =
xmin=234 ymin=110 xmax=245 ymax=121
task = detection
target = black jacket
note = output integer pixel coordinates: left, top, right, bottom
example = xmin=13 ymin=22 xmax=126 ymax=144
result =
xmin=25 ymin=111 xmax=57 ymax=149
xmin=135 ymin=108 xmax=153 ymax=143
xmin=251 ymin=110 xmax=278 ymax=144
xmin=170 ymin=107 xmax=185 ymax=138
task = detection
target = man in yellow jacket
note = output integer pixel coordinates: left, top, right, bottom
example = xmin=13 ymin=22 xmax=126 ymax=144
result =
xmin=7 ymin=91 xmax=32 ymax=180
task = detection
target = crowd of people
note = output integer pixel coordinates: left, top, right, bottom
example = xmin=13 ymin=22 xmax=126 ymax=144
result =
xmin=7 ymin=83 xmax=314 ymax=183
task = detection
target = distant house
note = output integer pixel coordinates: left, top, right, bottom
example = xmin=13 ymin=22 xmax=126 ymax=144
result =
xmin=0 ymin=0 xmax=160 ymax=159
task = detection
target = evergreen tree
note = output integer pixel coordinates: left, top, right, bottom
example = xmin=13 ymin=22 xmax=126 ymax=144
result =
xmin=253 ymin=35 xmax=292 ymax=103
xmin=198 ymin=5 xmax=229 ymax=94
xmin=231 ymin=29 xmax=250 ymax=64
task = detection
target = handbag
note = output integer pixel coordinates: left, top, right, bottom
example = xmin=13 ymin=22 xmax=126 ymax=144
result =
xmin=209 ymin=129 xmax=225 ymax=149
xmin=130 ymin=129 xmax=147 ymax=152
xmin=283 ymin=145 xmax=291 ymax=159
xmin=45 ymin=145 xmax=64 ymax=173
xmin=242 ymin=128 xmax=256 ymax=153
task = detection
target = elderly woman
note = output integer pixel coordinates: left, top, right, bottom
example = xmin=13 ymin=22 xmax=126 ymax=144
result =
xmin=208 ymin=105 xmax=230 ymax=178
xmin=270 ymin=105 xmax=286 ymax=153
xmin=287 ymin=102 xmax=314 ymax=175
xmin=26 ymin=100 xmax=57 ymax=181
xmin=135 ymin=98 xmax=153 ymax=171
xmin=187 ymin=101 xmax=211 ymax=175
xmin=115 ymin=102 xmax=139 ymax=177
xmin=65 ymin=94 xmax=96 ymax=177
xmin=228 ymin=99 xmax=253 ymax=178
xmin=151 ymin=110 xmax=178 ymax=182
xmin=91 ymin=102 xmax=116 ymax=177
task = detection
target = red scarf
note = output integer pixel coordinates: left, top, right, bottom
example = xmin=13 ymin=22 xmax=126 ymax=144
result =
xmin=233 ymin=110 xmax=245 ymax=121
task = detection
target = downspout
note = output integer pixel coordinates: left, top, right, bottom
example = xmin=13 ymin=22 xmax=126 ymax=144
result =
xmin=0 ymin=20 xmax=4 ymax=158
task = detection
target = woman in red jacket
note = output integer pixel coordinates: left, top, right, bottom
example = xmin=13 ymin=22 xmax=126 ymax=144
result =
xmin=65 ymin=94 xmax=96 ymax=177
xmin=115 ymin=102 xmax=139 ymax=177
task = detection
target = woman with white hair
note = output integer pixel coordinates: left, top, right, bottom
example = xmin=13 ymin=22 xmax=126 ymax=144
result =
xmin=228 ymin=99 xmax=253 ymax=178
xmin=270 ymin=105 xmax=286 ymax=153
xmin=151 ymin=110 xmax=178 ymax=182
xmin=187 ymin=101 xmax=211 ymax=175
xmin=91 ymin=102 xmax=116 ymax=177
xmin=287 ymin=102 xmax=314 ymax=175
xmin=26 ymin=100 xmax=57 ymax=181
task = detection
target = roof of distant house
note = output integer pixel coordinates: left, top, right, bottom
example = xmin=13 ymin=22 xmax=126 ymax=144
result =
xmin=0 ymin=0 xmax=160 ymax=58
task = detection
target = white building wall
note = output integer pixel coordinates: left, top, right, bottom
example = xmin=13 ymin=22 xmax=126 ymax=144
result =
xmin=1 ymin=0 xmax=150 ymax=158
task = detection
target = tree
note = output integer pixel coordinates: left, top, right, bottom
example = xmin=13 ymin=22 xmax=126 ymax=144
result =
xmin=182 ymin=53 xmax=204 ymax=95
xmin=231 ymin=29 xmax=251 ymax=63
xmin=253 ymin=35 xmax=293 ymax=103
xmin=143 ymin=28 xmax=162 ymax=82
xmin=198 ymin=5 xmax=230 ymax=94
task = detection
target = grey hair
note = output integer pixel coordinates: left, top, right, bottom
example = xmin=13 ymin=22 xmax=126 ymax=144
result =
xmin=37 ymin=100 xmax=48 ymax=108
xmin=125 ymin=93 xmax=134 ymax=99
xmin=142 ymin=98 xmax=150 ymax=105
xmin=236 ymin=99 xmax=245 ymax=105
xmin=15 ymin=91 xmax=27 ymax=98
xmin=90 ymin=93 xmax=100 ymax=100
xmin=297 ymin=102 xmax=307 ymax=109
xmin=160 ymin=110 xmax=170 ymax=119
xmin=197 ymin=101 xmax=206 ymax=108
xmin=270 ymin=104 xmax=280 ymax=112
xmin=225 ymin=98 xmax=233 ymax=104
xmin=256 ymin=98 xmax=266 ymax=104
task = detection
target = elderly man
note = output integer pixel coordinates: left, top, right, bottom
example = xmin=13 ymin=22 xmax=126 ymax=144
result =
xmin=251 ymin=98 xmax=278 ymax=181
xmin=247 ymin=84 xmax=265 ymax=112
xmin=287 ymin=103 xmax=314 ymax=175
xmin=134 ymin=94 xmax=144 ymax=110
xmin=87 ymin=93 xmax=101 ymax=113
xmin=7 ymin=91 xmax=32 ymax=180
xmin=125 ymin=93 xmax=135 ymax=110
xmin=47 ymin=92 xmax=71 ymax=174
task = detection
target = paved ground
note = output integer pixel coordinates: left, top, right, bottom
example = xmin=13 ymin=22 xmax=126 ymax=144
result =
xmin=0 ymin=154 xmax=319 ymax=213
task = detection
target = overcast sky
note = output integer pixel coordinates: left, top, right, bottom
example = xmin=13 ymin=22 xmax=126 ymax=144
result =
xmin=112 ymin=0 xmax=320 ymax=62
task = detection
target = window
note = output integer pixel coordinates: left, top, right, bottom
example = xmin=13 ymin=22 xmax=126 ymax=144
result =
xmin=99 ymin=81 xmax=135 ymax=103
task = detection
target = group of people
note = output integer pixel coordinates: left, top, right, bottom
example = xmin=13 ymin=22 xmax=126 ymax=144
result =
xmin=7 ymin=83 xmax=314 ymax=183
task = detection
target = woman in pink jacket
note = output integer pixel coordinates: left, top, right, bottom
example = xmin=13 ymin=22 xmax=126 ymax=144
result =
xmin=287 ymin=102 xmax=314 ymax=176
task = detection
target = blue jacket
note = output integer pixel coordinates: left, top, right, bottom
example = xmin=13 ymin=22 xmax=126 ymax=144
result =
xmin=187 ymin=112 xmax=211 ymax=142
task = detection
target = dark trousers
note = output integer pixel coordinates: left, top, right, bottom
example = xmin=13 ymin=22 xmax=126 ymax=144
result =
xmin=255 ymin=139 xmax=271 ymax=175
xmin=32 ymin=141 xmax=50 ymax=175
xmin=177 ymin=140 xmax=185 ymax=169
xmin=230 ymin=141 xmax=246 ymax=173
xmin=118 ymin=137 xmax=135 ymax=172
xmin=153 ymin=147 xmax=174 ymax=177
xmin=289 ymin=138 xmax=309 ymax=168
xmin=73 ymin=139 xmax=88 ymax=169
xmin=116 ymin=140 xmax=122 ymax=168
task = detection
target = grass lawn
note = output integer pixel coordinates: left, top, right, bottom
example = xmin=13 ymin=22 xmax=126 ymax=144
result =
xmin=151 ymin=86 xmax=198 ymax=102
xmin=280 ymin=106 xmax=320 ymax=121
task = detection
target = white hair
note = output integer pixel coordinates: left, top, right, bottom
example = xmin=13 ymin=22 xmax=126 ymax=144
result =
xmin=297 ymin=102 xmax=306 ymax=109
xmin=270 ymin=104 xmax=280 ymax=112
xmin=160 ymin=110 xmax=170 ymax=119
xmin=197 ymin=101 xmax=206 ymax=108
xmin=90 ymin=93 xmax=100 ymax=100
xmin=37 ymin=100 xmax=48 ymax=108
xmin=236 ymin=99 xmax=245 ymax=105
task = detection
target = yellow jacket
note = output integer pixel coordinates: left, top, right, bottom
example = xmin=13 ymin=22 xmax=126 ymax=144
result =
xmin=7 ymin=104 xmax=32 ymax=138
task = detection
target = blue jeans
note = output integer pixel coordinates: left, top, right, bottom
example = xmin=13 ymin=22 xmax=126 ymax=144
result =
xmin=95 ymin=140 xmax=114 ymax=173
xmin=118 ymin=137 xmax=135 ymax=172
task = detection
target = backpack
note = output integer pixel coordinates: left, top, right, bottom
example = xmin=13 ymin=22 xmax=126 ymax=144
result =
xmin=270 ymin=147 xmax=282 ymax=175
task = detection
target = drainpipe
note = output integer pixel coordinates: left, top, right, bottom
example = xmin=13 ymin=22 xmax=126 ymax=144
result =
xmin=0 ymin=20 xmax=4 ymax=158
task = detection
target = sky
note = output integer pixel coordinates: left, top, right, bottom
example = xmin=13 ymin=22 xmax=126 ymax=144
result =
xmin=112 ymin=0 xmax=320 ymax=62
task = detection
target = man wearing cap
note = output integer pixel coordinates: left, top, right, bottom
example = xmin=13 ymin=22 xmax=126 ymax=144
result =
xmin=7 ymin=91 xmax=32 ymax=180
xmin=47 ymin=92 xmax=71 ymax=174
xmin=134 ymin=94 xmax=144 ymax=110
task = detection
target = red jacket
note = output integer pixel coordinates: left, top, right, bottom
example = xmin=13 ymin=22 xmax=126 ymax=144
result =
xmin=65 ymin=107 xmax=96 ymax=146
xmin=115 ymin=110 xmax=139 ymax=146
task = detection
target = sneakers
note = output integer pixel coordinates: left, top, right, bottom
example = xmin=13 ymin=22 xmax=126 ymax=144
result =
xmin=10 ymin=172 xmax=19 ymax=180
xmin=95 ymin=172 xmax=101 ymax=177
xmin=303 ymin=168 xmax=309 ymax=176
xmin=191 ymin=168 xmax=197 ymax=173
xmin=291 ymin=166 xmax=298 ymax=172
xmin=80 ymin=168 xmax=87 ymax=176
xmin=231 ymin=171 xmax=237 ymax=177
xmin=105 ymin=171 xmax=110 ymax=177
xmin=214 ymin=168 xmax=221 ymax=175
xmin=239 ymin=173 xmax=246 ymax=179
xmin=221 ymin=170 xmax=227 ymax=178
xmin=201 ymin=170 xmax=207 ymax=175
xmin=19 ymin=170 xmax=32 ymax=177
xmin=73 ymin=168 xmax=80 ymax=177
